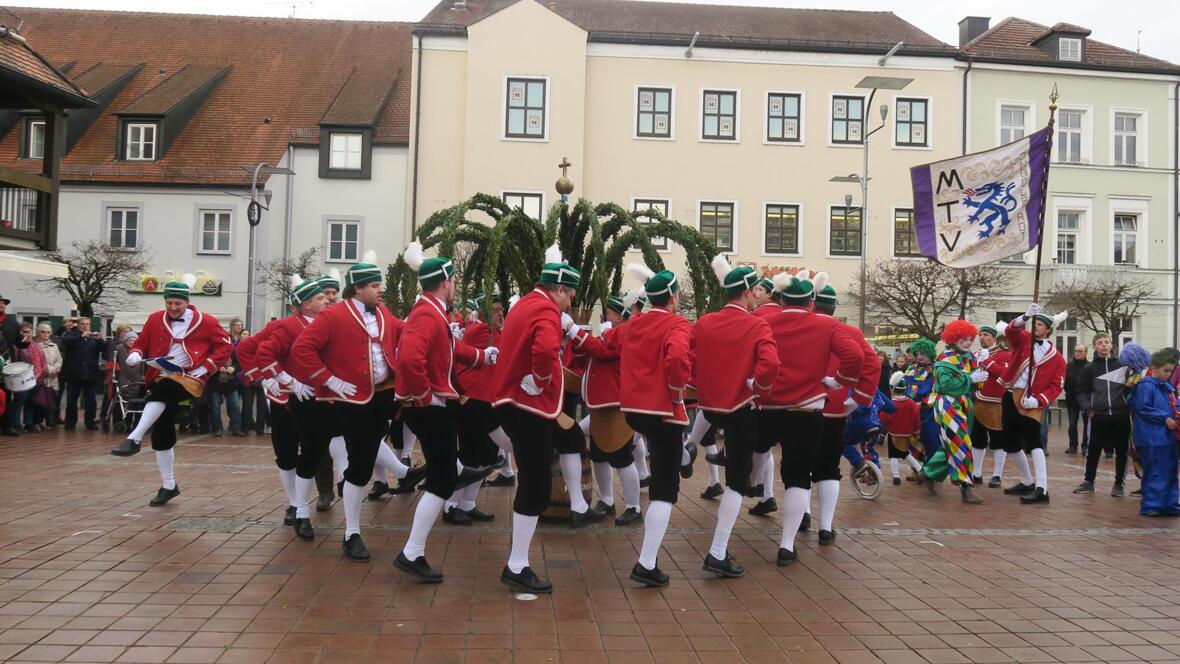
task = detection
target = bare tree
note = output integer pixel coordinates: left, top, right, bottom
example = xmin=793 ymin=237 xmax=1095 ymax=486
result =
xmin=1047 ymin=267 xmax=1157 ymax=345
xmin=847 ymin=259 xmax=1017 ymax=341
xmin=257 ymin=247 xmax=320 ymax=303
xmin=27 ymin=240 xmax=153 ymax=317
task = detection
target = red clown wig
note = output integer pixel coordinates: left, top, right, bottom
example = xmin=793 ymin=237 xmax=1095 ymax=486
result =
xmin=940 ymin=319 xmax=979 ymax=346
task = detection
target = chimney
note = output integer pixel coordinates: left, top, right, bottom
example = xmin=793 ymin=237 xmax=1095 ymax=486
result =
xmin=958 ymin=16 xmax=990 ymax=47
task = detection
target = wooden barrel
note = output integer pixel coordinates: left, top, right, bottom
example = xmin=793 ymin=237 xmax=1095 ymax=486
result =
xmin=540 ymin=415 xmax=593 ymax=523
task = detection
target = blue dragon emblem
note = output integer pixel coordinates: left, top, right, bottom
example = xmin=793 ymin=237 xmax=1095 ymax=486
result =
xmin=962 ymin=182 xmax=1018 ymax=238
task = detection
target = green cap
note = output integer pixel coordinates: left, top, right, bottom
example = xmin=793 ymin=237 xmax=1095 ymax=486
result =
xmin=815 ymin=284 xmax=837 ymax=307
xmin=417 ymin=256 xmax=455 ymax=289
xmin=711 ymin=255 xmax=758 ymax=297
xmin=605 ymin=296 xmax=626 ymax=316
xmin=539 ymin=244 xmax=581 ymax=289
xmin=163 ymin=281 xmax=191 ymax=300
xmin=774 ymin=270 xmax=829 ymax=306
xmin=289 ymin=276 xmax=324 ymax=306
xmin=979 ymin=324 xmax=998 ymax=337
xmin=756 ymin=277 xmax=774 ymax=293
xmin=644 ymin=270 xmax=679 ymax=305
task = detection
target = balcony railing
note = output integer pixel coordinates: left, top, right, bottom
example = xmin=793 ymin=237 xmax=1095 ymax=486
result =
xmin=0 ymin=165 xmax=53 ymax=248
xmin=0 ymin=185 xmax=38 ymax=234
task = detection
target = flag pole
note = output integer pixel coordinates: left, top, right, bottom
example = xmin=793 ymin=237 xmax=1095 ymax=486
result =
xmin=1026 ymin=84 xmax=1058 ymax=396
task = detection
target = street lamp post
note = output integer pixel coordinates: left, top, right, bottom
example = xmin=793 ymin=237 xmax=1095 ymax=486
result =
xmin=244 ymin=163 xmax=295 ymax=331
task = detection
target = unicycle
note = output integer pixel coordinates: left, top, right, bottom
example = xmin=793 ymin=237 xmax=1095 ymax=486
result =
xmin=849 ymin=430 xmax=884 ymax=500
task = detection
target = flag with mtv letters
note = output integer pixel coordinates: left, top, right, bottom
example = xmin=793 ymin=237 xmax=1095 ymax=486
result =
xmin=910 ymin=126 xmax=1052 ymax=268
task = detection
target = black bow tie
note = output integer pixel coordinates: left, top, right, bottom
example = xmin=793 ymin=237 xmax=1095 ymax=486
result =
xmin=365 ymin=306 xmax=377 ymax=315
xmin=169 ymin=316 xmax=184 ymax=323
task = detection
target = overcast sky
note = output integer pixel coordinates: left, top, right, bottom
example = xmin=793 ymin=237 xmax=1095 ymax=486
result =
xmin=4 ymin=0 xmax=1179 ymax=64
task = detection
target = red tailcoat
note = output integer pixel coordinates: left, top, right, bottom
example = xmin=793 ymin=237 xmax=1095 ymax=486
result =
xmin=999 ymin=319 xmax=1066 ymax=407
xmin=130 ymin=305 xmax=231 ymax=386
xmin=822 ymin=321 xmax=881 ymax=417
xmin=492 ymin=288 xmax=564 ymax=419
xmin=573 ymin=324 xmax=623 ymax=409
xmin=616 ymin=308 xmax=693 ymax=425
xmin=241 ymin=315 xmax=314 ymax=405
xmin=395 ymin=294 xmax=484 ymax=404
xmin=881 ymin=395 xmax=920 ymax=436
xmin=763 ymin=306 xmax=863 ymax=410
xmin=690 ymin=304 xmax=779 ymax=412
xmin=454 ymin=318 xmax=500 ymax=403
xmin=753 ymin=302 xmax=781 ymax=320
xmin=977 ymin=346 xmax=1011 ymax=403
xmin=287 ymin=298 xmax=402 ymax=404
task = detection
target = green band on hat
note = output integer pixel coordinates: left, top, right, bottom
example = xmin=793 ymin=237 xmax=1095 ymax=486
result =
xmin=540 ymin=262 xmax=581 ymax=289
xmin=979 ymin=324 xmax=998 ymax=337
xmin=645 ymin=270 xmax=679 ymax=305
xmin=723 ymin=266 xmax=758 ymax=296
xmin=290 ymin=278 xmax=324 ymax=306
xmin=317 ymin=274 xmax=340 ymax=291
xmin=163 ymin=281 xmax=190 ymax=300
xmin=781 ymin=277 xmax=815 ymax=305
xmin=1034 ymin=313 xmax=1056 ymax=329
xmin=605 ymin=296 xmax=625 ymax=315
xmin=756 ymin=277 xmax=774 ymax=292
xmin=418 ymin=257 xmax=455 ymax=289
xmin=815 ymin=284 xmax=837 ymax=306
xmin=346 ymin=262 xmax=382 ymax=287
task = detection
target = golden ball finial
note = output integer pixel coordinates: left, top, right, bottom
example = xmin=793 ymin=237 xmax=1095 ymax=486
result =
xmin=556 ymin=175 xmax=574 ymax=195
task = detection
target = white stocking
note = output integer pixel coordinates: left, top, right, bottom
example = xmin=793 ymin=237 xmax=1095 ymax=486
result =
xmin=459 ymin=482 xmax=480 ymax=512
xmin=508 ymin=511 xmax=538 ymax=573
xmin=578 ymin=415 xmax=590 ymax=435
xmin=155 ymin=448 xmax=175 ymax=490
xmin=889 ymin=458 xmax=901 ymax=478
xmin=1031 ymin=447 xmax=1048 ymax=490
xmin=763 ymin=451 xmax=776 ymax=499
xmin=376 ymin=441 xmax=409 ymax=479
xmin=329 ymin=436 xmax=348 ymax=484
xmin=559 ymin=453 xmax=589 ymax=513
xmin=342 ymin=481 xmax=364 ymax=538
xmin=779 ymin=488 xmax=810 ymax=551
xmin=401 ymin=423 xmax=417 ymax=457
xmin=632 ymin=435 xmax=649 ymax=479
xmin=402 ymin=492 xmax=444 ymax=559
xmin=972 ymin=447 xmax=987 ymax=480
xmin=905 ymin=453 xmax=923 ymax=472
xmin=489 ymin=427 xmax=514 ymax=456
xmin=817 ymin=480 xmax=839 ymax=531
xmin=709 ymin=488 xmax=742 ymax=559
xmin=638 ymin=500 xmax=672 ymax=570
xmin=619 ymin=463 xmax=641 ymax=510
xmin=703 ymin=444 xmax=721 ymax=486
xmin=295 ymin=475 xmax=314 ymax=519
xmin=279 ymin=468 xmax=297 ymax=507
xmin=992 ymin=449 xmax=1007 ymax=478
xmin=594 ymin=462 xmax=614 ymax=506
xmin=129 ymin=401 xmax=165 ymax=442
xmin=687 ymin=410 xmax=710 ymax=444
xmin=1011 ymin=451 xmax=1033 ymax=485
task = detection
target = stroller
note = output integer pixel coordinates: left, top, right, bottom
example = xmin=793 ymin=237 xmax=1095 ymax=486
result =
xmin=111 ymin=381 xmax=147 ymax=434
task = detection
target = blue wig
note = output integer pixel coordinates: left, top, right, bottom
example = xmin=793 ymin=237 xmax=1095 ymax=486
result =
xmin=1120 ymin=342 xmax=1151 ymax=374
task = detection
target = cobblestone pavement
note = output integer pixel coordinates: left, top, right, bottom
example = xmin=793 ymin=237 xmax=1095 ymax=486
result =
xmin=1 ymin=426 xmax=1178 ymax=663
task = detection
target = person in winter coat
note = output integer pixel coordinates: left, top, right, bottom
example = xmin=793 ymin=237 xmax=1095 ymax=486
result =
xmin=35 ymin=323 xmax=62 ymax=428
xmin=1065 ymin=344 xmax=1090 ymax=454
xmin=1073 ymin=334 xmax=1131 ymax=497
xmin=1127 ymin=348 xmax=1180 ymax=516
xmin=15 ymin=322 xmax=46 ymax=431
xmin=60 ymin=317 xmax=105 ymax=430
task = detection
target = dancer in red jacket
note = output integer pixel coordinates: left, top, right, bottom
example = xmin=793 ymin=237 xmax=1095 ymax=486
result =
xmin=973 ymin=322 xmax=1011 ymax=487
xmin=692 ymin=256 xmax=779 ymax=578
xmin=111 ymin=275 xmax=232 ymax=507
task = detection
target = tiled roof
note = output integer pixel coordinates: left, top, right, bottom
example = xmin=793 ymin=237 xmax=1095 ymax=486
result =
xmin=0 ymin=24 xmax=89 ymax=103
xmin=0 ymin=8 xmax=413 ymax=186
xmin=71 ymin=62 xmax=143 ymax=95
xmin=320 ymin=66 xmax=400 ymax=127
xmin=118 ymin=64 xmax=231 ymax=115
xmin=963 ymin=17 xmax=1180 ymax=74
xmin=419 ymin=0 xmax=954 ymax=55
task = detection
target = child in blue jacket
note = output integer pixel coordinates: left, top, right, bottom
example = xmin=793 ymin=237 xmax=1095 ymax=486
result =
xmin=842 ymin=389 xmax=895 ymax=473
xmin=1128 ymin=348 xmax=1180 ymax=516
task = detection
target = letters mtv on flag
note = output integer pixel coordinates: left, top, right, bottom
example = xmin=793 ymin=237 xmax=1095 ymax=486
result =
xmin=910 ymin=126 xmax=1052 ymax=268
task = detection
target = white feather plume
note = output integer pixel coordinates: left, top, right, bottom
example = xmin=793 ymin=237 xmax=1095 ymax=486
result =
xmin=288 ymin=273 xmax=304 ymax=290
xmin=771 ymin=272 xmax=793 ymax=293
xmin=622 ymin=288 xmax=642 ymax=309
xmin=1053 ymin=310 xmax=1069 ymax=329
xmin=544 ymin=243 xmax=563 ymax=265
xmin=811 ymin=271 xmax=830 ymax=293
xmin=623 ymin=262 xmax=656 ymax=285
xmin=327 ymin=268 xmax=341 ymax=283
xmin=792 ymin=268 xmax=811 ymax=280
xmin=362 ymin=249 xmax=378 ymax=265
xmin=995 ymin=321 xmax=1008 ymax=338
xmin=181 ymin=273 xmax=197 ymax=289
xmin=889 ymin=370 xmax=905 ymax=388
xmin=710 ymin=254 xmax=732 ymax=286
xmin=402 ymin=241 xmax=423 ymax=272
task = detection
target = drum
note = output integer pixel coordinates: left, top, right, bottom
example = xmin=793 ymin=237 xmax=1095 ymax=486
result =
xmin=1 ymin=362 xmax=34 ymax=393
xmin=589 ymin=407 xmax=633 ymax=453
xmin=563 ymin=367 xmax=582 ymax=394
xmin=164 ymin=373 xmax=205 ymax=399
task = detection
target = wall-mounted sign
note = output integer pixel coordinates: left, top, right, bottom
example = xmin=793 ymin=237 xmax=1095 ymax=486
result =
xmin=735 ymin=261 xmax=808 ymax=277
xmin=128 ymin=272 xmax=223 ymax=296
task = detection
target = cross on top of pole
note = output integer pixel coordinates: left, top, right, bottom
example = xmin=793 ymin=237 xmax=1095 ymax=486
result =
xmin=558 ymin=157 xmax=571 ymax=177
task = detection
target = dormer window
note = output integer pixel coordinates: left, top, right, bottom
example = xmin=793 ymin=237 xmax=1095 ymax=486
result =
xmin=22 ymin=118 xmax=45 ymax=159
xmin=318 ymin=127 xmax=373 ymax=179
xmin=329 ymin=132 xmax=362 ymax=170
xmin=1059 ymin=37 xmax=1081 ymax=61
xmin=123 ymin=121 xmax=157 ymax=161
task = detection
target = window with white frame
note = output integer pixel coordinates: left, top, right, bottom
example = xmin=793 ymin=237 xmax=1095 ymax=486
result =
xmin=1118 ymin=317 xmax=1136 ymax=349
xmin=198 ymin=209 xmax=231 ymax=255
xmin=1057 ymin=110 xmax=1083 ymax=163
xmin=829 ymin=206 xmax=862 ymax=256
xmin=24 ymin=119 xmax=44 ymax=159
xmin=1000 ymin=105 xmax=1028 ymax=145
xmin=124 ymin=122 xmax=157 ymax=161
xmin=1054 ymin=317 xmax=1079 ymax=355
xmin=1055 ymin=211 xmax=1080 ymax=264
xmin=766 ymin=93 xmax=801 ymax=143
xmin=329 ymin=133 xmax=362 ymax=170
xmin=107 ymin=207 xmax=140 ymax=250
xmin=701 ymin=90 xmax=737 ymax=140
xmin=1113 ymin=214 xmax=1138 ymax=265
xmin=503 ymin=192 xmax=543 ymax=221
xmin=636 ymin=87 xmax=672 ymax=139
xmin=1059 ymin=38 xmax=1081 ymax=61
xmin=632 ymin=198 xmax=669 ymax=250
xmin=20 ymin=203 xmax=36 ymax=231
xmin=831 ymin=95 xmax=864 ymax=144
xmin=894 ymin=208 xmax=921 ymax=257
xmin=895 ymin=98 xmax=928 ymax=147
xmin=764 ymin=204 xmax=799 ymax=254
xmin=699 ymin=202 xmax=734 ymax=252
xmin=1114 ymin=113 xmax=1140 ymax=166
xmin=327 ymin=220 xmax=360 ymax=262
xmin=505 ymin=77 xmax=546 ymax=139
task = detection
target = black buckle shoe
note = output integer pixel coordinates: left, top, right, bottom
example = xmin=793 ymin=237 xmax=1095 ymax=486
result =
xmin=395 ymin=551 xmax=443 ymax=583
xmin=454 ymin=465 xmax=494 ymax=491
xmin=705 ymin=448 xmax=726 ymax=465
xmin=111 ymin=439 xmax=141 ymax=457
xmin=149 ymin=485 xmax=180 ymax=507
xmin=390 ymin=465 xmax=427 ymax=494
xmin=680 ymin=441 xmax=698 ymax=479
xmin=987 ymin=476 xmax=1002 ymax=488
xmin=571 ymin=505 xmax=607 ymax=529
xmin=701 ymin=483 xmax=724 ymax=500
xmin=703 ymin=553 xmax=746 ymax=578
xmin=484 ymin=473 xmax=516 ymax=487
xmin=342 ymin=534 xmax=370 ymax=562
xmin=614 ymin=507 xmax=641 ymax=526
xmin=1020 ymin=487 xmax=1050 ymax=504
xmin=798 ymin=512 xmax=811 ymax=533
xmin=744 ymin=483 xmax=764 ymax=499
xmin=592 ymin=500 xmax=616 ymax=516
xmin=630 ymin=562 xmax=669 ymax=588
xmin=368 ymin=481 xmax=391 ymax=500
xmin=283 ymin=505 xmax=296 ymax=526
xmin=749 ymin=498 xmax=777 ymax=516
xmin=500 ymin=566 xmax=552 ymax=593
xmin=818 ymin=529 xmax=836 ymax=545
xmin=442 ymin=506 xmax=472 ymax=525
xmin=294 ymin=518 xmax=314 ymax=541
xmin=464 ymin=507 xmax=495 ymax=522
xmin=892 ymin=477 xmax=901 ymax=486
xmin=1004 ymin=482 xmax=1033 ymax=495
xmin=777 ymin=547 xmax=797 ymax=566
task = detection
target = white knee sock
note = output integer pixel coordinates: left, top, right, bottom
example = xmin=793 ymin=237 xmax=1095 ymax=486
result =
xmin=279 ymin=468 xmax=297 ymax=507
xmin=343 ymin=482 xmax=365 ymax=538
xmin=780 ymin=488 xmax=810 ymax=551
xmin=329 ymin=436 xmax=348 ymax=483
xmin=459 ymin=482 xmax=480 ymax=512
xmin=817 ymin=480 xmax=839 ymax=531
xmin=681 ymin=444 xmax=691 ymax=466
xmin=594 ymin=462 xmax=614 ymax=507
xmin=619 ymin=463 xmax=641 ymax=510
xmin=709 ymin=488 xmax=743 ymax=559
xmin=156 ymin=448 xmax=175 ymax=490
xmin=703 ymin=444 xmax=721 ymax=486
xmin=992 ymin=449 xmax=1007 ymax=477
xmin=499 ymin=452 xmax=516 ymax=478
xmin=489 ymin=426 xmax=514 ymax=456
xmin=632 ymin=435 xmax=649 ymax=479
xmin=374 ymin=464 xmax=387 ymax=485
xmin=295 ymin=475 xmax=314 ymax=519
xmin=402 ymin=492 xmax=445 ymax=559
xmin=578 ymin=415 xmax=590 ymax=435
xmin=508 ymin=511 xmax=538 ymax=573
xmin=972 ymin=448 xmax=987 ymax=480
xmin=905 ymin=454 xmax=922 ymax=472
xmin=401 ymin=423 xmax=417 ymax=457
xmin=376 ymin=442 xmax=408 ymax=479
xmin=687 ymin=410 xmax=710 ymax=444
xmin=804 ymin=487 xmax=812 ymax=517
xmin=1031 ymin=448 xmax=1048 ymax=490
xmin=130 ymin=401 xmax=166 ymax=442
xmin=559 ymin=453 xmax=589 ymax=513
xmin=1012 ymin=451 xmax=1033 ymax=485
xmin=638 ymin=500 xmax=672 ymax=570
xmin=889 ymin=458 xmax=901 ymax=478
xmin=763 ymin=451 xmax=776 ymax=500
xmin=750 ymin=451 xmax=768 ymax=487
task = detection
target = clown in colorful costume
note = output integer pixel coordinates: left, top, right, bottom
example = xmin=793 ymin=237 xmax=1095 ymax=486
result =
xmin=904 ymin=338 xmax=938 ymax=462
xmin=921 ymin=321 xmax=988 ymax=503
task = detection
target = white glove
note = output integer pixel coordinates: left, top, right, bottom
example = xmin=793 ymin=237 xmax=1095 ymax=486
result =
xmin=520 ymin=374 xmax=544 ymax=396
xmin=290 ymin=380 xmax=315 ymax=401
xmin=275 ymin=371 xmax=294 ymax=386
xmin=260 ymin=378 xmax=281 ymax=397
xmin=843 ymin=397 xmax=857 ymax=414
xmin=1025 ymin=302 xmax=1040 ymax=318
xmin=449 ymin=322 xmax=464 ymax=340
xmin=124 ymin=351 xmax=142 ymax=367
xmin=1021 ymin=395 xmax=1040 ymax=410
xmin=188 ymin=366 xmax=208 ymax=379
xmin=977 ymin=347 xmax=990 ymax=362
xmin=325 ymin=375 xmax=358 ymax=399
xmin=599 ymin=321 xmax=613 ymax=333
xmin=560 ymin=312 xmax=574 ymax=331
xmin=466 ymin=309 xmax=480 ymax=324
xmin=484 ymin=346 xmax=499 ymax=366
xmin=821 ymin=376 xmax=841 ymax=389
xmin=566 ymin=324 xmax=582 ymax=340
xmin=970 ymin=370 xmax=989 ymax=383
xmin=745 ymin=378 xmax=755 ymax=391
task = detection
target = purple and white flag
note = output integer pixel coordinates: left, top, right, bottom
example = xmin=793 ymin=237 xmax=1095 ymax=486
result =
xmin=910 ymin=126 xmax=1052 ymax=268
